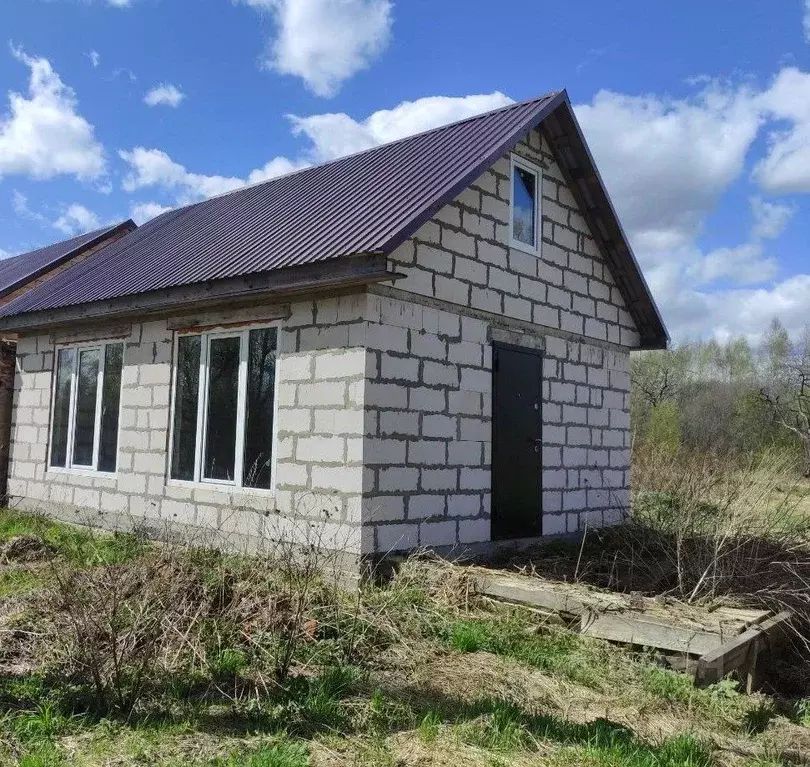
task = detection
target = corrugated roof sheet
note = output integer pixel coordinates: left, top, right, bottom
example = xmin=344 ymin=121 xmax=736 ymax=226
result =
xmin=0 ymin=223 xmax=132 ymax=299
xmin=0 ymin=93 xmax=562 ymax=316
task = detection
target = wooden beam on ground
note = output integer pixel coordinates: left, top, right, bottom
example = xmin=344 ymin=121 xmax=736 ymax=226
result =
xmin=695 ymin=611 xmax=793 ymax=690
xmin=475 ymin=574 xmax=603 ymax=617
xmin=580 ymin=611 xmax=723 ymax=656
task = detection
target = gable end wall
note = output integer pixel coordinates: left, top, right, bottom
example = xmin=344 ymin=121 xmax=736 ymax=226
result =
xmin=360 ymin=127 xmax=636 ymax=552
xmin=388 ymin=129 xmax=641 ymax=348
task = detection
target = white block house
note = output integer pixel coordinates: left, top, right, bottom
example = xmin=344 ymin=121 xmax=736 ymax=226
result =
xmin=0 ymin=91 xmax=667 ymax=568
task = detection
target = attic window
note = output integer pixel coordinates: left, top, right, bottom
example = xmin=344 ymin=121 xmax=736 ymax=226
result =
xmin=510 ymin=156 xmax=541 ymax=253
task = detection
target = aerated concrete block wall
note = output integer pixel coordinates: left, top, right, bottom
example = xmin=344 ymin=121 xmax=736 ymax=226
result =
xmin=361 ymin=291 xmax=631 ymax=553
xmin=7 ymin=296 xmax=369 ymax=558
xmin=362 ymin=125 xmax=638 ymax=552
xmin=387 ymin=129 xmax=640 ymax=348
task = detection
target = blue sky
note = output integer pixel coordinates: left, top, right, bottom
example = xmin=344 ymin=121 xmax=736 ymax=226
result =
xmin=2 ymin=0 xmax=810 ymax=342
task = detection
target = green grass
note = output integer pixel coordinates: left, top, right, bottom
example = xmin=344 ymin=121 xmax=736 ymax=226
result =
xmin=417 ymin=710 xmax=441 ymax=743
xmin=441 ymin=616 xmax=756 ymax=725
xmin=450 ymin=697 xmax=714 ymax=766
xmin=215 ymin=738 xmax=309 ymax=767
xmin=0 ymin=509 xmax=800 ymax=766
xmin=442 ymin=617 xmax=617 ymax=689
xmin=0 ymin=568 xmax=43 ymax=596
xmin=795 ymin=698 xmax=810 ymax=726
xmin=0 ymin=509 xmax=146 ymax=567
xmin=18 ymin=742 xmax=66 ymax=767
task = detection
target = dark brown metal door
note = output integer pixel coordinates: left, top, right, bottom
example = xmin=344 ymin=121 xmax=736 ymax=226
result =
xmin=491 ymin=343 xmax=543 ymax=540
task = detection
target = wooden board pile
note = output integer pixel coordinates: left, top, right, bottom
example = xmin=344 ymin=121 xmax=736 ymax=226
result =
xmin=472 ymin=569 xmax=792 ymax=692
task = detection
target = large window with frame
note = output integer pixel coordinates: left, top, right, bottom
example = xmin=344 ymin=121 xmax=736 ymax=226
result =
xmin=510 ymin=155 xmax=541 ymax=254
xmin=50 ymin=341 xmax=124 ymax=473
xmin=170 ymin=326 xmax=278 ymax=489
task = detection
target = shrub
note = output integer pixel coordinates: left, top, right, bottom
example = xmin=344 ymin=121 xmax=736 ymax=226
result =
xmin=610 ymin=447 xmax=810 ymax=623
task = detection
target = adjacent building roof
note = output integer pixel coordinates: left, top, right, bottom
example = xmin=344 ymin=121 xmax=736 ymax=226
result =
xmin=0 ymin=92 xmax=668 ymax=348
xmin=0 ymin=221 xmax=135 ymax=301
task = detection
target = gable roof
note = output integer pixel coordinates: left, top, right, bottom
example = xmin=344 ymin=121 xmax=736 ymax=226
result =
xmin=0 ymin=221 xmax=136 ymax=301
xmin=0 ymin=92 xmax=667 ymax=348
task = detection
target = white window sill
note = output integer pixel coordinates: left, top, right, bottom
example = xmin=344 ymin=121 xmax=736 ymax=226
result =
xmin=510 ymin=239 xmax=541 ymax=257
xmin=47 ymin=467 xmax=117 ymax=479
xmin=167 ymin=478 xmax=276 ymax=497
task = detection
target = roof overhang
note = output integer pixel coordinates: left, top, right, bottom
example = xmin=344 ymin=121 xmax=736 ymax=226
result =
xmin=540 ymin=100 xmax=669 ymax=350
xmin=0 ymin=253 xmax=398 ymax=334
xmin=0 ymin=220 xmax=137 ymax=302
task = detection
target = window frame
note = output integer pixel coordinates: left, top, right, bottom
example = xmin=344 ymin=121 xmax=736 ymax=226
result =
xmin=167 ymin=322 xmax=281 ymax=494
xmin=509 ymin=154 xmax=542 ymax=256
xmin=48 ymin=340 xmax=124 ymax=477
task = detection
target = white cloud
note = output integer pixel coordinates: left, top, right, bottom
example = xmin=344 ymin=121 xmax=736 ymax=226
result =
xmin=289 ymin=92 xmax=513 ymax=161
xmin=87 ymin=50 xmax=101 ymax=68
xmin=119 ymin=146 xmax=309 ymax=202
xmin=573 ymin=75 xmax=810 ymax=341
xmin=686 ymin=243 xmax=778 ymax=286
xmin=240 ymin=0 xmax=392 ymax=97
xmin=575 ymin=83 xmax=762 ymax=254
xmin=106 ymin=0 xmax=132 ymax=6
xmin=649 ymin=274 xmax=810 ymax=343
xmin=246 ymin=156 xmax=305 ymax=184
xmin=753 ymin=68 xmax=810 ymax=193
xmin=750 ymin=196 xmax=796 ymax=239
xmin=110 ymin=67 xmax=137 ymax=83
xmin=120 ymin=147 xmax=248 ymax=200
xmin=11 ymin=190 xmax=47 ymax=224
xmin=53 ymin=204 xmax=101 ymax=235
xmin=0 ymin=47 xmax=105 ymax=181
xmin=144 ymin=83 xmax=184 ymax=108
xmin=130 ymin=201 xmax=173 ymax=223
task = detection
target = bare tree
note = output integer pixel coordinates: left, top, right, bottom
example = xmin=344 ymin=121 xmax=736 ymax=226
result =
xmin=761 ymin=325 xmax=810 ymax=476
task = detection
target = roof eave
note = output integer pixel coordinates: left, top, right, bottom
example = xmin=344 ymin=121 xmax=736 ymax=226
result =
xmin=0 ymin=253 xmax=397 ymax=333
xmin=0 ymin=220 xmax=137 ymax=302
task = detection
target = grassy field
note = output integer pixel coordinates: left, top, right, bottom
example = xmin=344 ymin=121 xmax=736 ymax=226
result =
xmin=0 ymin=510 xmax=807 ymax=766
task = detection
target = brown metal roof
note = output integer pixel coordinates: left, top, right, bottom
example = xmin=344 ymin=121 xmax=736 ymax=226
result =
xmin=0 ymin=91 xmax=667 ymax=347
xmin=0 ymin=221 xmax=135 ymax=300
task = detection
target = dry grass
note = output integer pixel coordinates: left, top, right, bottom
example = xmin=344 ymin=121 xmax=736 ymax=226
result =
xmin=0 ymin=509 xmax=806 ymax=765
xmin=511 ymin=449 xmax=810 ymax=640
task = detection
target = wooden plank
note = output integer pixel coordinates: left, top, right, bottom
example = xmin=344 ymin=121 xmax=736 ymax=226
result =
xmin=711 ymin=607 xmax=771 ymax=628
xmin=696 ymin=611 xmax=793 ymax=686
xmin=475 ymin=575 xmax=604 ymax=616
xmin=167 ymin=304 xmax=291 ymax=331
xmin=580 ymin=611 xmax=722 ymax=656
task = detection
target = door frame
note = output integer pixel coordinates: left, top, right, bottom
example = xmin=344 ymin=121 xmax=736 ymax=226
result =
xmin=491 ymin=341 xmax=544 ymax=540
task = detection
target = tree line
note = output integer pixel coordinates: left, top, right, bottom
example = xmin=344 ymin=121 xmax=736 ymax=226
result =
xmin=631 ymin=318 xmax=810 ymax=474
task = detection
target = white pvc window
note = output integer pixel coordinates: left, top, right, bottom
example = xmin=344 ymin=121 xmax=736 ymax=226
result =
xmin=510 ymin=155 xmax=541 ymax=254
xmin=49 ymin=342 xmax=124 ymax=473
xmin=169 ymin=325 xmax=278 ymax=490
